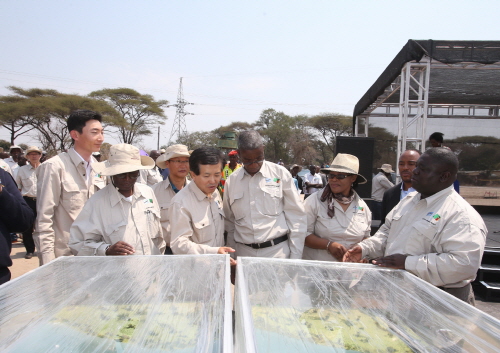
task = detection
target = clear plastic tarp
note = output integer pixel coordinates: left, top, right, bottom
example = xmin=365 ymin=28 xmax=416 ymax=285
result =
xmin=235 ymin=257 xmax=500 ymax=353
xmin=0 ymin=255 xmax=232 ymax=353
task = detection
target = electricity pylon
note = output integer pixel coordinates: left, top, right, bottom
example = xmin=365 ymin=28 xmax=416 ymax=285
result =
xmin=167 ymin=77 xmax=194 ymax=145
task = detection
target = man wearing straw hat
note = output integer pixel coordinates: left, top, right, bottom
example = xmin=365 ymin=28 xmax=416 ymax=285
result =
xmin=69 ymin=144 xmax=165 ymax=256
xmin=152 ymin=144 xmax=191 ymax=255
xmin=371 ymin=163 xmax=394 ymax=221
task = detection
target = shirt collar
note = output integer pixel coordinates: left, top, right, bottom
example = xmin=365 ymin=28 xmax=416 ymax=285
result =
xmin=109 ymin=183 xmax=143 ymax=207
xmin=415 ymin=184 xmax=455 ymax=206
xmin=189 ymin=179 xmax=218 ymax=201
xmin=69 ymin=148 xmax=95 ymax=168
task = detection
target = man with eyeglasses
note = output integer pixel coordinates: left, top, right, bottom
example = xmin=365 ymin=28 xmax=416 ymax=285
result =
xmin=70 ymin=144 xmax=165 ymax=256
xmin=380 ymin=149 xmax=421 ymax=225
xmin=223 ymin=130 xmax=306 ymax=260
xmin=152 ymin=144 xmax=191 ymax=254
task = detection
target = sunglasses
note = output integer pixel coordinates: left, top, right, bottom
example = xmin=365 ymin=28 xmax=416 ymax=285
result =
xmin=327 ymin=173 xmax=353 ymax=180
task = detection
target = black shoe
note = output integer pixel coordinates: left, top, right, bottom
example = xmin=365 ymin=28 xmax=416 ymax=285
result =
xmin=25 ymin=253 xmax=33 ymax=259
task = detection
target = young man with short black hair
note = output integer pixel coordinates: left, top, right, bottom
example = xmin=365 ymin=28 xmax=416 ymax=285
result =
xmin=34 ymin=110 xmax=104 ymax=265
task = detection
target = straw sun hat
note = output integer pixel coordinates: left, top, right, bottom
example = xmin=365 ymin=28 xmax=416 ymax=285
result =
xmin=155 ymin=144 xmax=190 ymax=169
xmin=320 ymin=153 xmax=367 ymax=184
xmin=92 ymin=144 xmax=154 ymax=176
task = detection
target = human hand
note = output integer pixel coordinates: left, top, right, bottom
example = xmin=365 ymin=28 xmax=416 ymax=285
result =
xmin=371 ymin=254 xmax=407 ymax=269
xmin=218 ymin=246 xmax=236 ymax=266
xmin=106 ymin=241 xmax=135 ymax=256
xmin=328 ymin=242 xmax=348 ymax=261
xmin=343 ymin=245 xmax=363 ymax=262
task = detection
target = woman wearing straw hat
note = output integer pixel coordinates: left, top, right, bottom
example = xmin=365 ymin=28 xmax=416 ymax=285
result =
xmin=302 ymin=154 xmax=372 ymax=262
xmin=69 ymin=144 xmax=165 ymax=256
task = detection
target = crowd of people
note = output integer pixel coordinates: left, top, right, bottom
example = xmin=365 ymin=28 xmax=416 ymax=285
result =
xmin=0 ymin=110 xmax=488 ymax=306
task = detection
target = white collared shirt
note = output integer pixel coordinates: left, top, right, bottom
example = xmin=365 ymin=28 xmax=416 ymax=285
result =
xmin=400 ymin=183 xmax=416 ymax=200
xmin=15 ymin=163 xmax=38 ymax=197
xmin=73 ymin=148 xmax=93 ymax=187
xmin=360 ymin=185 xmax=487 ymax=288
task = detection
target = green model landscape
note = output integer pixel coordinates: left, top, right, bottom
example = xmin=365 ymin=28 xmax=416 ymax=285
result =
xmin=251 ymin=306 xmax=414 ymax=353
xmin=50 ymin=302 xmax=211 ymax=350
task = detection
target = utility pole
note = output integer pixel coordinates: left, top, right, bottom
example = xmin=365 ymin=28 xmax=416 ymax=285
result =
xmin=157 ymin=126 xmax=160 ymax=150
xmin=168 ymin=77 xmax=193 ymax=145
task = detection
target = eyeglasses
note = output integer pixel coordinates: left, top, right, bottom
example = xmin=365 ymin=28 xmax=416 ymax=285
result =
xmin=241 ymin=158 xmax=265 ymax=166
xmin=169 ymin=160 xmax=189 ymax=164
xmin=114 ymin=172 xmax=140 ymax=180
xmin=327 ymin=173 xmax=353 ymax=180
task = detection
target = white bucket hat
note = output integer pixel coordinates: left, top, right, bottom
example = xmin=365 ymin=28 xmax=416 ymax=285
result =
xmin=320 ymin=153 xmax=367 ymax=184
xmin=156 ymin=144 xmax=190 ymax=169
xmin=26 ymin=146 xmax=42 ymax=154
xmin=379 ymin=163 xmax=395 ymax=173
xmin=93 ymin=144 xmax=154 ymax=176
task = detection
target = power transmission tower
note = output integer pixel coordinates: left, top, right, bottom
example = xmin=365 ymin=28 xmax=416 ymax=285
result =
xmin=168 ymin=77 xmax=194 ymax=145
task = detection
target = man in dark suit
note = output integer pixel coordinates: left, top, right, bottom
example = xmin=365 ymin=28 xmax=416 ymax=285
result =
xmin=380 ymin=149 xmax=421 ymax=225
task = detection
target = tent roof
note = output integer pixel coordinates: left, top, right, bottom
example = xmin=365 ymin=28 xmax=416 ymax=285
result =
xmin=353 ymin=40 xmax=500 ymax=119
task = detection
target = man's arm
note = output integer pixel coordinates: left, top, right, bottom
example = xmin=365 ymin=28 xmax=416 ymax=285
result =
xmin=281 ymin=171 xmax=306 ymax=259
xmin=0 ymin=170 xmax=34 ymax=234
xmin=404 ymin=219 xmax=486 ymax=287
xmin=222 ymin=176 xmax=237 ymax=254
xmin=34 ymin=162 xmax=62 ymax=264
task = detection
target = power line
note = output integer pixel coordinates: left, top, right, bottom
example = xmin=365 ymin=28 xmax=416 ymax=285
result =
xmin=167 ymin=78 xmax=193 ymax=144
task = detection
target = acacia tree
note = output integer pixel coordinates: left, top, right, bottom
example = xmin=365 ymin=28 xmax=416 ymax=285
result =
xmin=307 ymin=113 xmax=352 ymax=155
xmin=89 ymin=88 xmax=168 ymax=145
xmin=254 ymin=108 xmax=294 ymax=163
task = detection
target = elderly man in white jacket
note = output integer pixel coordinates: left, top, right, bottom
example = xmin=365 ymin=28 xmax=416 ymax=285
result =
xmin=69 ymin=144 xmax=165 ymax=256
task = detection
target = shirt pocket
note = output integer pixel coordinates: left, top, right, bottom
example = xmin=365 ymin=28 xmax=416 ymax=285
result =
xmin=61 ymin=180 xmax=84 ymax=212
xmin=405 ymin=221 xmax=436 ymax=255
xmin=105 ymin=220 xmax=128 ymax=245
xmin=229 ymin=192 xmax=246 ymax=221
xmin=193 ymin=215 xmax=211 ymax=244
xmin=259 ymin=183 xmax=283 ymax=216
xmin=158 ymin=201 xmax=171 ymax=222
xmin=145 ymin=207 xmax=162 ymax=239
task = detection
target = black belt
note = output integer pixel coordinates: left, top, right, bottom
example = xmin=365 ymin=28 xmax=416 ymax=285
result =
xmin=243 ymin=234 xmax=288 ymax=249
xmin=23 ymin=196 xmax=36 ymax=201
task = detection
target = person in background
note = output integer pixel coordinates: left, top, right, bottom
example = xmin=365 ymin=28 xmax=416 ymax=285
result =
xmin=92 ymin=151 xmax=106 ymax=190
xmin=344 ymin=148 xmax=487 ymax=305
xmin=169 ymin=147 xmax=235 ymax=262
xmin=219 ymin=150 xmax=241 ymax=198
xmin=0 ymin=148 xmax=12 ymax=175
xmin=70 ymin=144 xmax=164 ymax=256
xmin=152 ymin=144 xmax=191 ymax=255
xmin=34 ymin=110 xmax=104 ymax=265
xmin=303 ymin=165 xmax=323 ymax=199
xmin=316 ymin=165 xmax=328 ymax=189
xmin=5 ymin=145 xmax=23 ymax=178
xmin=138 ymin=149 xmax=163 ymax=187
xmin=290 ymin=164 xmax=303 ymax=193
xmin=224 ymin=130 xmax=306 ymax=260
xmin=0 ymin=168 xmax=34 ymax=285
xmin=371 ymin=163 xmax=394 ymax=220
xmin=429 ymin=132 xmax=459 ymax=193
xmin=303 ymin=154 xmax=371 ymax=262
xmin=380 ymin=149 xmax=421 ymax=225
xmin=15 ymin=146 xmax=43 ymax=259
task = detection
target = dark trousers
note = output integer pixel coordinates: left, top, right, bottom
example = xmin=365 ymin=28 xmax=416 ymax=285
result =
xmin=372 ymin=201 xmax=382 ymax=221
xmin=22 ymin=196 xmax=37 ymax=253
xmin=0 ymin=267 xmax=11 ymax=285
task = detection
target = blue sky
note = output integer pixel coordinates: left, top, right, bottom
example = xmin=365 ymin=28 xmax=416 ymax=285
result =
xmin=1 ymin=1 xmax=499 ymax=148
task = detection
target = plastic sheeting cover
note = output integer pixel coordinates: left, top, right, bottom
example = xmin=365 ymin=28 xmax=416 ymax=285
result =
xmin=235 ymin=257 xmax=500 ymax=353
xmin=0 ymin=255 xmax=232 ymax=353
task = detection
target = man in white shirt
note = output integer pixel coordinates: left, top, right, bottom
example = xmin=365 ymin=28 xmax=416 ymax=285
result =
xmin=70 ymin=144 xmax=164 ymax=256
xmin=15 ymin=146 xmax=42 ymax=259
xmin=34 ymin=110 xmax=104 ymax=265
xmin=223 ymin=130 xmax=306 ymax=259
xmin=303 ymin=165 xmax=323 ymax=198
xmin=138 ymin=149 xmax=163 ymax=187
xmin=371 ymin=163 xmax=394 ymax=220
xmin=5 ymin=145 xmax=23 ymax=178
xmin=345 ymin=148 xmax=487 ymax=305
xmin=152 ymin=144 xmax=190 ymax=254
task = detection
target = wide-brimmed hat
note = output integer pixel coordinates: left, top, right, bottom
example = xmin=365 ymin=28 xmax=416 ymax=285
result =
xmin=379 ymin=164 xmax=394 ymax=173
xmin=26 ymin=146 xmax=42 ymax=154
xmin=156 ymin=144 xmax=190 ymax=169
xmin=320 ymin=153 xmax=367 ymax=184
xmin=291 ymin=164 xmax=301 ymax=170
xmin=9 ymin=145 xmax=22 ymax=152
xmin=93 ymin=144 xmax=154 ymax=176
